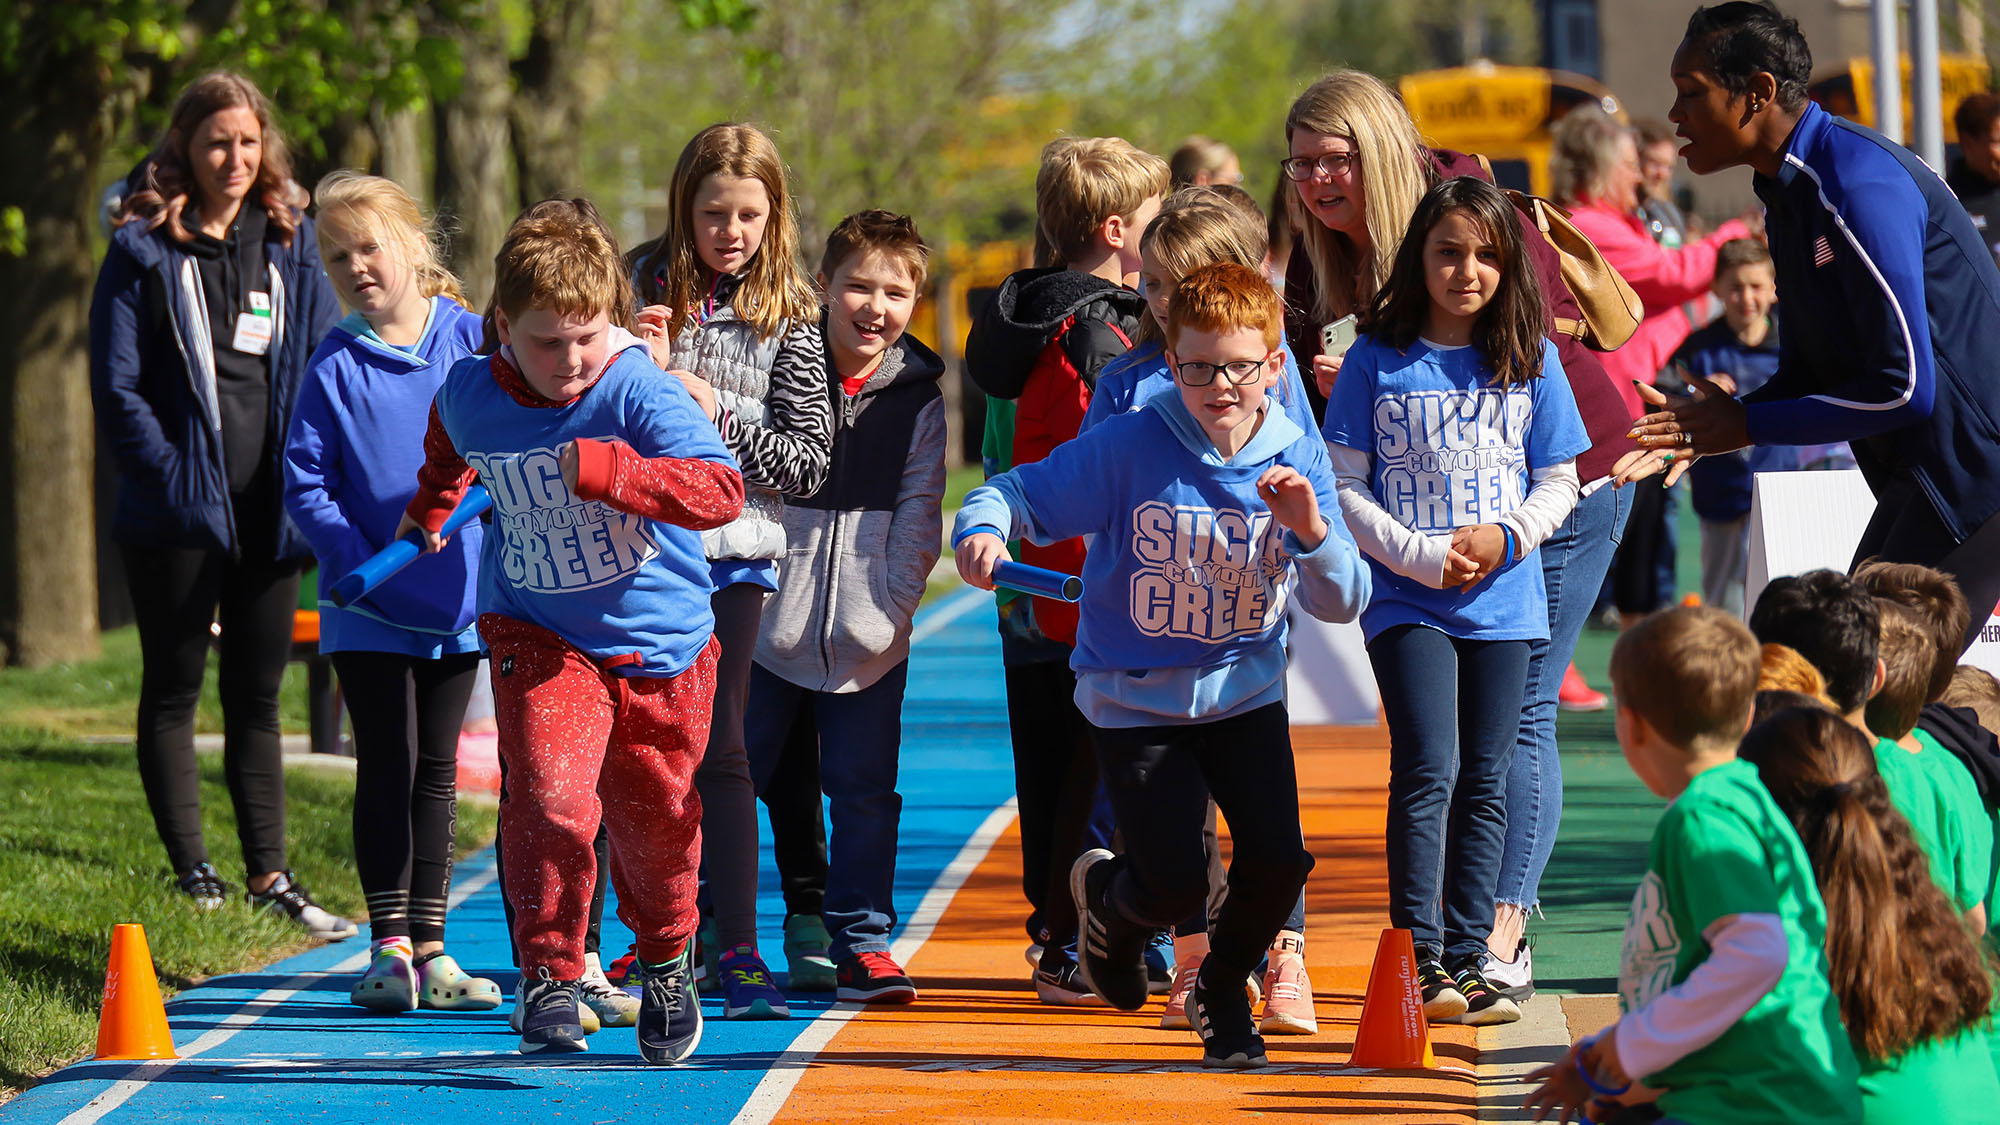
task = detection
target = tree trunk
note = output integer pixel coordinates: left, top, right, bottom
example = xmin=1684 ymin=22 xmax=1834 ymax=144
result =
xmin=433 ymin=1 xmax=513 ymax=309
xmin=0 ymin=64 xmax=111 ymax=664
xmin=509 ymin=0 xmax=617 ymax=208
xmin=374 ymin=105 xmax=427 ymax=205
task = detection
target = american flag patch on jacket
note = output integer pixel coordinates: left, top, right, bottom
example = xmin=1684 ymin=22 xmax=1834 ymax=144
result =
xmin=1813 ymin=235 xmax=1835 ymax=267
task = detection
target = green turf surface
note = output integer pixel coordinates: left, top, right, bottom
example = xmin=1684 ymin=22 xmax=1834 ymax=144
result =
xmin=1532 ymin=487 xmax=1705 ymax=995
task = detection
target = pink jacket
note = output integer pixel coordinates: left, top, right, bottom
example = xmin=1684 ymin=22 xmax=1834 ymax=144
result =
xmin=1567 ymin=201 xmax=1752 ymax=417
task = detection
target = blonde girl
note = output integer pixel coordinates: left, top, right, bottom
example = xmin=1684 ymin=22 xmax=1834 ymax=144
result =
xmin=626 ymin=123 xmax=831 ymax=1019
xmin=282 ymin=171 xmax=500 ymax=1013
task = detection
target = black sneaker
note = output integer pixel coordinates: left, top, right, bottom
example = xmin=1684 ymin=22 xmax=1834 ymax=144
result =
xmin=637 ymin=945 xmax=703 ymax=1063
xmin=1418 ymin=954 xmax=1468 ymax=1021
xmin=247 ymin=870 xmax=358 ymax=940
xmin=1032 ymin=944 xmax=1104 ymax=1007
xmin=1186 ymin=965 xmax=1267 ymax=1069
xmin=1070 ymin=849 xmax=1151 ymax=1011
xmin=517 ymin=968 xmax=589 ymax=1054
xmin=176 ymin=862 xmax=229 ymax=911
xmin=1443 ymin=958 xmax=1521 ymax=1025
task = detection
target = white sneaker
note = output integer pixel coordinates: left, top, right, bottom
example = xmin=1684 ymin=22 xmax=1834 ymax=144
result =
xmin=581 ymin=952 xmax=639 ymax=1027
xmin=1484 ymin=938 xmax=1534 ymax=1002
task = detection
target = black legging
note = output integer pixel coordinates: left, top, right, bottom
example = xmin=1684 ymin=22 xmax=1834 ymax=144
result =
xmin=122 ymin=540 xmax=299 ymax=876
xmin=331 ymin=650 xmax=481 ymax=944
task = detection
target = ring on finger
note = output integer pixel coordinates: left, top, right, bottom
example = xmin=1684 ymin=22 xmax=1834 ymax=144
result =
xmin=1680 ymin=431 xmax=1693 ymax=447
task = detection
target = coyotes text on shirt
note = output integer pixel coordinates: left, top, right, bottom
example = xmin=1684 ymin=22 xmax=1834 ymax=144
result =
xmin=1127 ymin=501 xmax=1292 ymax=642
xmin=468 ymin=445 xmax=662 ymax=593
xmin=1372 ymin=386 xmax=1534 ymax=533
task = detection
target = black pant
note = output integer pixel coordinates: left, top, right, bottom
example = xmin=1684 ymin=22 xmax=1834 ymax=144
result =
xmin=1006 ymin=659 xmax=1099 ymax=947
xmin=1090 ymin=702 xmax=1312 ymax=987
xmin=1612 ymin=476 xmax=1676 ymax=615
xmin=1853 ymin=476 xmax=2000 ymax=654
xmin=696 ymin=583 xmax=765 ymax=947
xmin=759 ymin=689 xmax=829 ymax=921
xmin=1370 ymin=624 xmax=1530 ymax=963
xmin=122 ymin=541 xmax=300 ymax=876
xmin=331 ymin=650 xmax=481 ymax=943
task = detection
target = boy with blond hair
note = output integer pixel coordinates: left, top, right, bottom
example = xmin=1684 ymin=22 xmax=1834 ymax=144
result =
xmin=399 ymin=199 xmax=744 ymax=1062
xmin=965 ymin=136 xmax=1169 ymax=998
xmin=956 ymin=263 xmax=1368 ymax=1067
xmin=1528 ymin=607 xmax=1858 ymax=1124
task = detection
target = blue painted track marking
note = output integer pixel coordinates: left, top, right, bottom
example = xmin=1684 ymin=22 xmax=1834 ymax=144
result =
xmin=5 ymin=587 xmax=1014 ymax=1125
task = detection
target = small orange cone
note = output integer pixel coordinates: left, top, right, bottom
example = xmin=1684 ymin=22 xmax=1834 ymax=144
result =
xmin=1347 ymin=928 xmax=1435 ymax=1069
xmin=94 ymin=923 xmax=177 ymax=1060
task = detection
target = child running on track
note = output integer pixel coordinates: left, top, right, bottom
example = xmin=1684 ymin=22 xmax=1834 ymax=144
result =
xmin=400 ymin=199 xmax=744 ymax=1061
xmin=954 ymin=262 xmax=1368 ymax=1068
xmin=627 ymin=123 xmax=831 ymax=1018
xmin=746 ymin=210 xmax=947 ymax=1004
xmin=1320 ymin=176 xmax=1588 ymax=1026
xmin=1078 ymin=188 xmax=1321 ymax=1036
xmin=1739 ymin=705 xmax=1999 ymax=1123
xmin=282 ymin=171 xmax=499 ymax=1014
xmin=1526 ymin=608 xmax=1860 ymax=1123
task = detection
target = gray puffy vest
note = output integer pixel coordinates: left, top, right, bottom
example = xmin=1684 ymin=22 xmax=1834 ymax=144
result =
xmin=671 ymin=307 xmax=789 ymax=561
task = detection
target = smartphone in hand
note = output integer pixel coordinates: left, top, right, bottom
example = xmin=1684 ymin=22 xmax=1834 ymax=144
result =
xmin=1321 ymin=314 xmax=1358 ymax=358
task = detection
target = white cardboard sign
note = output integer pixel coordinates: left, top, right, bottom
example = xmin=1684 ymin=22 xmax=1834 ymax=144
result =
xmin=1286 ymin=610 xmax=1380 ymax=725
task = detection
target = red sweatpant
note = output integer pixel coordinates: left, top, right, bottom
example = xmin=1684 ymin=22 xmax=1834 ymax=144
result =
xmin=481 ymin=613 xmax=718 ymax=978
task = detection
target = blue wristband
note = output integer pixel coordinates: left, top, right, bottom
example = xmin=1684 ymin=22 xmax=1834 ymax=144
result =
xmin=1574 ymin=1033 xmax=1631 ymax=1097
xmin=1499 ymin=523 xmax=1517 ymax=563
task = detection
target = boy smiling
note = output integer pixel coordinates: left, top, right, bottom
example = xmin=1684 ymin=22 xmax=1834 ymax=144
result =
xmin=953 ymin=263 xmax=1369 ymax=1067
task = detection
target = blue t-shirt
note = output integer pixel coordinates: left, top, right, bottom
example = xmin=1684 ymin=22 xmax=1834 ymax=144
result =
xmin=1321 ymin=334 xmax=1590 ymax=642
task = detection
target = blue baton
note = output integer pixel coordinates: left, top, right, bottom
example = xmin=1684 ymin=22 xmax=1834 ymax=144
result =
xmin=328 ymin=486 xmax=492 ymax=608
xmin=992 ymin=560 xmax=1084 ymax=603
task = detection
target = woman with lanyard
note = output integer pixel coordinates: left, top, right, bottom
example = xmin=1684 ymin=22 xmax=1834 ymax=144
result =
xmin=89 ymin=71 xmax=349 ymax=934
xmin=1280 ymin=70 xmax=1637 ymax=999
xmin=1628 ymin=2 xmax=2000 ymax=653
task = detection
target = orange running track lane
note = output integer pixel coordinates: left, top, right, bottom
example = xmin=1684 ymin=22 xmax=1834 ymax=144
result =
xmin=764 ymin=725 xmax=1480 ymax=1124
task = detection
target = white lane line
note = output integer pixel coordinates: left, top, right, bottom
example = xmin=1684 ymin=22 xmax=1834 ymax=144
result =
xmin=908 ymin=585 xmax=986 ymax=647
xmin=57 ymin=857 xmax=500 ymax=1124
xmin=727 ymin=797 xmax=1018 ymax=1125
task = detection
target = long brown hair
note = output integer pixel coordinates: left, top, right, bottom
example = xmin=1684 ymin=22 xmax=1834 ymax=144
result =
xmin=1364 ymin=177 xmax=1546 ymax=389
xmin=1738 ymin=707 xmax=1995 ymax=1061
xmin=627 ymin=123 xmax=815 ymax=343
xmin=121 ymin=71 xmax=305 ymax=246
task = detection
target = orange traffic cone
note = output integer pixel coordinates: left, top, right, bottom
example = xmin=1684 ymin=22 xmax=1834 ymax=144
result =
xmin=94 ymin=923 xmax=177 ymax=1060
xmin=1347 ymin=928 xmax=1435 ymax=1069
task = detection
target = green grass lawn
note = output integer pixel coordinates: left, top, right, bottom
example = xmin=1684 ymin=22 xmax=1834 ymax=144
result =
xmin=0 ymin=634 xmax=496 ymax=1093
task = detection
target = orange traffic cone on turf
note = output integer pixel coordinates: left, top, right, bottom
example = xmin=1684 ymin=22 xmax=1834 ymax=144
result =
xmin=1347 ymin=928 xmax=1435 ymax=1069
xmin=94 ymin=923 xmax=177 ymax=1060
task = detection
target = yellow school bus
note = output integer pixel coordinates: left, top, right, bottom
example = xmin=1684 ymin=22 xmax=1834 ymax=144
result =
xmin=1808 ymin=54 xmax=1993 ymax=145
xmin=1398 ymin=63 xmax=1627 ymax=197
xmin=907 ymin=239 xmax=1036 ymax=366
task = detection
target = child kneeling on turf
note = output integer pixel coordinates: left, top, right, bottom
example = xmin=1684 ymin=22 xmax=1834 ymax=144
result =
xmin=953 ymin=262 xmax=1369 ymax=1068
xmin=1527 ymin=607 xmax=1860 ymax=1123
xmin=399 ymin=199 xmax=744 ymax=1062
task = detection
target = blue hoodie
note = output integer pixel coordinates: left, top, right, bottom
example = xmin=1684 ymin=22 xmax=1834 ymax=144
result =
xmin=429 ymin=334 xmax=741 ymax=676
xmin=284 ymin=297 xmax=484 ymax=657
xmin=954 ymin=391 xmax=1369 ymax=727
xmin=1079 ymin=338 xmax=1319 ymax=438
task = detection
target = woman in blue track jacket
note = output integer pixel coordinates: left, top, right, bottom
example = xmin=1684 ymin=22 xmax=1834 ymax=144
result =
xmin=87 ymin=73 xmax=347 ymax=934
xmin=1626 ymin=3 xmax=2000 ymax=652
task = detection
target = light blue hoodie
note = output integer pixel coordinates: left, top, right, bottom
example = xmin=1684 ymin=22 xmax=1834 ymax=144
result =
xmin=954 ymin=389 xmax=1369 ymax=727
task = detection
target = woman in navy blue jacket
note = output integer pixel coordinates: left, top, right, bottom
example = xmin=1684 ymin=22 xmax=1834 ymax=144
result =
xmin=88 ymin=72 xmax=349 ymax=936
xmin=1629 ymin=3 xmax=2000 ymax=651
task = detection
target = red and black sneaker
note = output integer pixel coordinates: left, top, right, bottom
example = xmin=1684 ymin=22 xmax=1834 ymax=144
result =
xmin=605 ymin=945 xmax=640 ymax=987
xmin=835 ymin=951 xmax=917 ymax=1004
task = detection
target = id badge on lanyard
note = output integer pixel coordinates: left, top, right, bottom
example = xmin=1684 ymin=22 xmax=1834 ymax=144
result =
xmin=231 ymin=290 xmax=274 ymax=355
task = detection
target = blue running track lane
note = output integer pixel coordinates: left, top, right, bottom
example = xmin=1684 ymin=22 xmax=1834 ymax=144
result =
xmin=4 ymin=587 xmax=1015 ymax=1125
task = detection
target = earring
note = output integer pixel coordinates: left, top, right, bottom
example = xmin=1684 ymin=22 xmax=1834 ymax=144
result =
xmin=1750 ymin=98 xmax=1764 ymax=112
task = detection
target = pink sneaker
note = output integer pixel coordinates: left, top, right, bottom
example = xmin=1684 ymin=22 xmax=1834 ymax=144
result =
xmin=1557 ymin=663 xmax=1608 ymax=712
xmin=1258 ymin=951 xmax=1318 ymax=1034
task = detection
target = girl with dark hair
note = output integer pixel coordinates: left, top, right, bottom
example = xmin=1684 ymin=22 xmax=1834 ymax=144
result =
xmin=1629 ymin=2 xmax=2000 ymax=655
xmin=1738 ymin=706 xmax=2000 ymax=1121
xmin=88 ymin=71 xmax=348 ymax=935
xmin=1321 ymin=176 xmax=1591 ymax=1025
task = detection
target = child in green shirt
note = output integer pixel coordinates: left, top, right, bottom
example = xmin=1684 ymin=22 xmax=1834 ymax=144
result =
xmin=1740 ymin=704 xmax=1999 ymax=1124
xmin=1526 ymin=607 xmax=1859 ymax=1124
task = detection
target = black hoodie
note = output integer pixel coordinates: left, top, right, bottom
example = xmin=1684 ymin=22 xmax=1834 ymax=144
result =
xmin=964 ymin=266 xmax=1145 ymax=400
xmin=1919 ymin=701 xmax=2000 ymax=810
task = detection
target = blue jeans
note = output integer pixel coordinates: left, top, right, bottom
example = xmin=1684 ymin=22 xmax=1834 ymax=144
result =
xmin=1499 ymin=484 xmax=1633 ymax=912
xmin=1371 ymin=625 xmax=1531 ymax=963
xmin=745 ymin=660 xmax=908 ymax=962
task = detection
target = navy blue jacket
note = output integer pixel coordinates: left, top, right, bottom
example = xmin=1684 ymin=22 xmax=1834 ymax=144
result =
xmin=89 ymin=212 xmax=340 ymax=559
xmin=1746 ymin=101 xmax=2000 ymax=541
